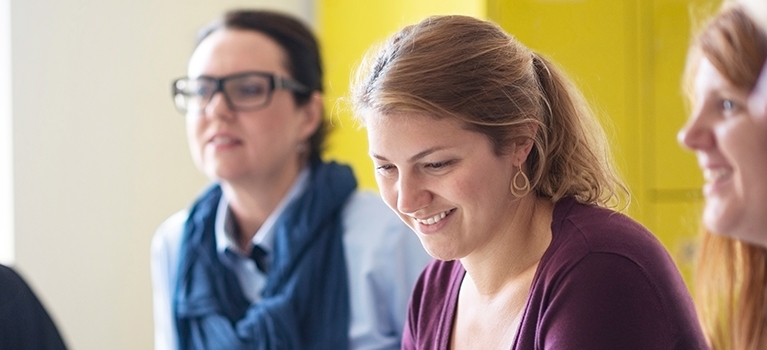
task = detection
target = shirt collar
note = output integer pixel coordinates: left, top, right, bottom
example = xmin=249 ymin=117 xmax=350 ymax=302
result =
xmin=214 ymin=168 xmax=311 ymax=257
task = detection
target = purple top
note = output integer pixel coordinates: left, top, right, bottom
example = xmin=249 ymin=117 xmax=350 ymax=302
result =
xmin=402 ymin=198 xmax=707 ymax=350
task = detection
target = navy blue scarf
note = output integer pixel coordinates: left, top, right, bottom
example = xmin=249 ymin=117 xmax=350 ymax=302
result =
xmin=174 ymin=161 xmax=355 ymax=350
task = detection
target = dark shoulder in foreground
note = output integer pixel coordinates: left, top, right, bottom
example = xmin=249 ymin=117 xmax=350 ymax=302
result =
xmin=0 ymin=265 xmax=68 ymax=350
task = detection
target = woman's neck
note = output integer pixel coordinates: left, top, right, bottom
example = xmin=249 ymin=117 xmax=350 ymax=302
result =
xmin=220 ymin=163 xmax=305 ymax=250
xmin=459 ymin=196 xmax=554 ymax=297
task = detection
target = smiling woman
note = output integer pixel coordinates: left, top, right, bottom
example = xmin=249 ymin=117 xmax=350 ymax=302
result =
xmin=352 ymin=14 xmax=707 ymax=350
xmin=367 ymin=115 xmax=521 ymax=261
xmin=678 ymin=4 xmax=767 ymax=349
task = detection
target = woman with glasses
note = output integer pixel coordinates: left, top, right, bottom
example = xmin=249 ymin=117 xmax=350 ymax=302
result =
xmin=678 ymin=4 xmax=767 ymax=349
xmin=351 ymin=15 xmax=706 ymax=349
xmin=151 ymin=10 xmax=431 ymax=350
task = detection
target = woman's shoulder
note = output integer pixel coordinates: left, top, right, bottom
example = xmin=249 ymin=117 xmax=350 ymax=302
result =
xmin=524 ymin=200 xmax=705 ymax=348
xmin=543 ymin=198 xmax=682 ymax=289
xmin=151 ymin=210 xmax=189 ymax=257
xmin=551 ymin=198 xmax=663 ymax=257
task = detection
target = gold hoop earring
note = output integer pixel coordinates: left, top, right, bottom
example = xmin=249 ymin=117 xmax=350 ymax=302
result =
xmin=510 ymin=168 xmax=531 ymax=198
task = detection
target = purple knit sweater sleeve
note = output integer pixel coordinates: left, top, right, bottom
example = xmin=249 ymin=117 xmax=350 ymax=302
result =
xmin=402 ymin=198 xmax=708 ymax=350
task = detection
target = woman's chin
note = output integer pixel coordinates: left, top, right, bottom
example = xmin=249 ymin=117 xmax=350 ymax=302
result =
xmin=419 ymin=239 xmax=462 ymax=261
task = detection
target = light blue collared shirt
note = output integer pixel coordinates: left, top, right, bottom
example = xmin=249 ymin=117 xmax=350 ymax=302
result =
xmin=151 ymin=169 xmax=432 ymax=350
xmin=213 ymin=169 xmax=309 ymax=303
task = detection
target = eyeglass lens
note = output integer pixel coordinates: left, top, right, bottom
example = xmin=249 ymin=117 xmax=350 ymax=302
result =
xmin=175 ymin=74 xmax=274 ymax=113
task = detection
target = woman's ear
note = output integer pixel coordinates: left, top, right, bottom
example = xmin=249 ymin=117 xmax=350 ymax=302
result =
xmin=298 ymin=92 xmax=324 ymax=140
xmin=512 ymin=122 xmax=539 ymax=165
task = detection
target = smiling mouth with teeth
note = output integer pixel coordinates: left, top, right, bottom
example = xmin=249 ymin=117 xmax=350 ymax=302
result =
xmin=416 ymin=209 xmax=455 ymax=226
xmin=703 ymin=168 xmax=730 ymax=182
xmin=211 ymin=136 xmax=238 ymax=145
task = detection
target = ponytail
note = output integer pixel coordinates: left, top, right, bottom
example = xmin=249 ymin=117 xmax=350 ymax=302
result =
xmin=529 ymin=53 xmax=627 ymax=208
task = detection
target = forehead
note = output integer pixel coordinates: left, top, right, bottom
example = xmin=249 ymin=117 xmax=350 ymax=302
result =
xmin=367 ymin=111 xmax=460 ymax=134
xmin=187 ymin=29 xmax=290 ymax=78
xmin=694 ymin=57 xmax=748 ymax=102
xmin=694 ymin=59 xmax=730 ymax=97
xmin=366 ymin=111 xmax=481 ymax=155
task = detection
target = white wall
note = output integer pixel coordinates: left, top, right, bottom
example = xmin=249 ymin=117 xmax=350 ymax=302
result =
xmin=1 ymin=0 xmax=12 ymax=266
xmin=10 ymin=0 xmax=313 ymax=349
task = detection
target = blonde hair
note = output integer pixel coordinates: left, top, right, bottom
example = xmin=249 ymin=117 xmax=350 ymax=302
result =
xmin=696 ymin=233 xmax=767 ymax=350
xmin=351 ymin=15 xmax=626 ymax=207
xmin=685 ymin=5 xmax=767 ymax=349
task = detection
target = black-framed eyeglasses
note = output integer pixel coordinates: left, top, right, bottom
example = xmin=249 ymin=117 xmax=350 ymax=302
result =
xmin=172 ymin=71 xmax=310 ymax=114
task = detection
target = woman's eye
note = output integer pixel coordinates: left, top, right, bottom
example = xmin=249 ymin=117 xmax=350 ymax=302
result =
xmin=375 ymin=164 xmax=395 ymax=175
xmin=720 ymin=98 xmax=747 ymax=118
xmin=426 ymin=160 xmax=454 ymax=169
xmin=723 ymin=99 xmax=735 ymax=111
xmin=192 ymin=85 xmax=213 ymax=97
xmin=237 ymin=84 xmax=267 ymax=97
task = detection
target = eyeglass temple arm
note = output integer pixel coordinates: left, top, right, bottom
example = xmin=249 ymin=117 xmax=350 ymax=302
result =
xmin=275 ymin=77 xmax=310 ymax=94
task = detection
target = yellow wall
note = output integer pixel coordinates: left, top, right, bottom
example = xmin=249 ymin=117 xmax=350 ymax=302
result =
xmin=489 ymin=0 xmax=718 ymax=283
xmin=319 ymin=0 xmax=720 ymax=284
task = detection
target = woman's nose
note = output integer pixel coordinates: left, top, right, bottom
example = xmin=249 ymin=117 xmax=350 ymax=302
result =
xmin=678 ymin=110 xmax=714 ymax=151
xmin=204 ymin=92 xmax=235 ymax=121
xmin=396 ymin=174 xmax=432 ymax=215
